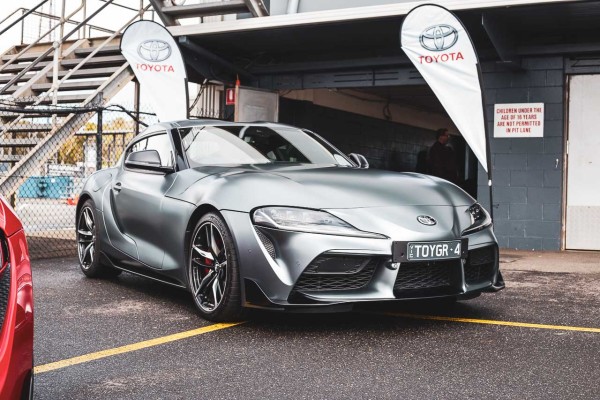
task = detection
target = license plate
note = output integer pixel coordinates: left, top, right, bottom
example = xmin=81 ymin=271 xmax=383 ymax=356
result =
xmin=407 ymin=240 xmax=462 ymax=261
xmin=392 ymin=239 xmax=467 ymax=262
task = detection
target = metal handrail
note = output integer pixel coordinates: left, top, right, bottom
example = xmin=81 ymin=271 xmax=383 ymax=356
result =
xmin=0 ymin=0 xmax=49 ymax=37
xmin=0 ymin=3 xmax=152 ymax=135
xmin=0 ymin=0 xmax=117 ymax=95
xmin=97 ymin=0 xmax=146 ymax=13
xmin=47 ymin=3 xmax=151 ymax=106
xmin=0 ymin=1 xmax=85 ymax=75
xmin=21 ymin=9 xmax=116 ymax=35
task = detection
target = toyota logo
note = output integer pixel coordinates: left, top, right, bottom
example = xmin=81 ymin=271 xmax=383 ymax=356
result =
xmin=137 ymin=40 xmax=171 ymax=62
xmin=419 ymin=25 xmax=458 ymax=52
xmin=417 ymin=215 xmax=437 ymax=226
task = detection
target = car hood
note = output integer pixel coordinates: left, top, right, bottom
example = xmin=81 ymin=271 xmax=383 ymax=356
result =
xmin=169 ymin=164 xmax=475 ymax=211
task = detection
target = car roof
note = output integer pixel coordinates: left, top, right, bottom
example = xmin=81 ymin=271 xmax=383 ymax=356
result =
xmin=136 ymin=119 xmax=299 ymax=140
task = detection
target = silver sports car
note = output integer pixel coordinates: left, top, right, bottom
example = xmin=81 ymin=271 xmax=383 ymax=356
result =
xmin=76 ymin=120 xmax=504 ymax=321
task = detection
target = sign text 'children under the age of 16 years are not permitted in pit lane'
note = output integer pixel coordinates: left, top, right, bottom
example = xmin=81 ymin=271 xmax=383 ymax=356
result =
xmin=494 ymin=103 xmax=544 ymax=138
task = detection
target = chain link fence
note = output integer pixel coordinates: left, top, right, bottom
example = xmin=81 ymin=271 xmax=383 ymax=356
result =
xmin=0 ymin=96 xmax=159 ymax=259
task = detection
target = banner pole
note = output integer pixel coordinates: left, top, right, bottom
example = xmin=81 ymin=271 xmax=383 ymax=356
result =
xmin=476 ymin=63 xmax=494 ymax=221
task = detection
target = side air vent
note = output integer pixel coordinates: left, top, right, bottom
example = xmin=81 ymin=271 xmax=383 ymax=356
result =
xmin=254 ymin=228 xmax=276 ymax=259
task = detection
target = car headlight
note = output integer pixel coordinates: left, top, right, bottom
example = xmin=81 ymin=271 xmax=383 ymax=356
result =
xmin=462 ymin=203 xmax=492 ymax=235
xmin=253 ymin=207 xmax=386 ymax=239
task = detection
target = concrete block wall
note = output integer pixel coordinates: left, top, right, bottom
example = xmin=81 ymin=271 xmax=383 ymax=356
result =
xmin=477 ymin=56 xmax=564 ymax=250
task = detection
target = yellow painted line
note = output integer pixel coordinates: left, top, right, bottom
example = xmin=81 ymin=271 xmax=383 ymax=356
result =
xmin=34 ymin=322 xmax=244 ymax=374
xmin=383 ymin=312 xmax=600 ymax=333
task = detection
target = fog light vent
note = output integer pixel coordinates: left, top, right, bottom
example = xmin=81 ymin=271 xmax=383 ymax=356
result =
xmin=255 ymin=228 xmax=276 ymax=259
xmin=304 ymin=256 xmax=371 ymax=274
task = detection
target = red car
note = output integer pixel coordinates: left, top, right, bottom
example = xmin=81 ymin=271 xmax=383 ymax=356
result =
xmin=0 ymin=196 xmax=33 ymax=399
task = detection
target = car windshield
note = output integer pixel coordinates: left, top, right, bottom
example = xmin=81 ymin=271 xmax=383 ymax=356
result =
xmin=178 ymin=125 xmax=353 ymax=167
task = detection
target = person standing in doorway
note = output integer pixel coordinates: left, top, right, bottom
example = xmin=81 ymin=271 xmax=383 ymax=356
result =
xmin=428 ymin=128 xmax=459 ymax=184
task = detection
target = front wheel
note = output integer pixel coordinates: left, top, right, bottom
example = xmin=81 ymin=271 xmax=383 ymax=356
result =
xmin=188 ymin=212 xmax=243 ymax=322
xmin=76 ymin=199 xmax=121 ymax=278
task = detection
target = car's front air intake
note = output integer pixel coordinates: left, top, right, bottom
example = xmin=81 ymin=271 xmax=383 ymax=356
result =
xmin=291 ymin=255 xmax=380 ymax=293
xmin=464 ymin=245 xmax=497 ymax=285
xmin=394 ymin=259 xmax=461 ymax=298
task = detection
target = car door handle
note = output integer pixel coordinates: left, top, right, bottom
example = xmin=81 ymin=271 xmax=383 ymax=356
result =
xmin=113 ymin=182 xmax=122 ymax=192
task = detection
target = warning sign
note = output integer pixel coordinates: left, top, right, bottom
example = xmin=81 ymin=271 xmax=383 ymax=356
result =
xmin=494 ymin=103 xmax=544 ymax=138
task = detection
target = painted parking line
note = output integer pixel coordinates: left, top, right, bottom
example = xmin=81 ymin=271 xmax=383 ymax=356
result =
xmin=34 ymin=322 xmax=244 ymax=374
xmin=383 ymin=312 xmax=600 ymax=333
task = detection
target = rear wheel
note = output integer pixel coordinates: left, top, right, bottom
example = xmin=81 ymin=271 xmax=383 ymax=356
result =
xmin=76 ymin=199 xmax=121 ymax=278
xmin=188 ymin=212 xmax=243 ymax=321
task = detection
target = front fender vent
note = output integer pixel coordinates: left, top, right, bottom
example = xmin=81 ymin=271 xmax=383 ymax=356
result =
xmin=254 ymin=228 xmax=276 ymax=259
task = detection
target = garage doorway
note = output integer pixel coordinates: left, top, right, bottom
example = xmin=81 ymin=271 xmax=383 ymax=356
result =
xmin=278 ymin=86 xmax=479 ymax=198
xmin=566 ymin=75 xmax=600 ymax=250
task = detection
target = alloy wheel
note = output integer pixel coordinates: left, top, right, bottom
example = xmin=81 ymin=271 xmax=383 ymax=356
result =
xmin=190 ymin=222 xmax=228 ymax=312
xmin=77 ymin=206 xmax=96 ymax=269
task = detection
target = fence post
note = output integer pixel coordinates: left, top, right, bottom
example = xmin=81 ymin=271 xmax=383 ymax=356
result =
xmin=96 ymin=108 xmax=103 ymax=171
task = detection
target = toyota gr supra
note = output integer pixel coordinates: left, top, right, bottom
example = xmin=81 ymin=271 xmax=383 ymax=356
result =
xmin=76 ymin=120 xmax=504 ymax=321
xmin=0 ymin=196 xmax=34 ymax=400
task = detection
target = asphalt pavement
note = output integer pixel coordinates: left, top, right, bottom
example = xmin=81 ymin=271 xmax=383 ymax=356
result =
xmin=32 ymin=252 xmax=600 ymax=400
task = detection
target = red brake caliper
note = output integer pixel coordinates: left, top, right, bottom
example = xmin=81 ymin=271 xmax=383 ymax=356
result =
xmin=204 ymin=257 xmax=212 ymax=275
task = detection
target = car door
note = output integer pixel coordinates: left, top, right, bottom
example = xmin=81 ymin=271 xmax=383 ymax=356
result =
xmin=111 ymin=131 xmax=177 ymax=268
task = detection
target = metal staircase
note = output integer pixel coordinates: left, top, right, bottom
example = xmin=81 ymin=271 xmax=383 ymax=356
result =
xmin=0 ymin=1 xmax=152 ymax=199
xmin=149 ymin=0 xmax=268 ymax=25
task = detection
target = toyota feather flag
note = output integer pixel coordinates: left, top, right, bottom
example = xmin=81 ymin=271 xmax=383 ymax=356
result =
xmin=120 ymin=20 xmax=188 ymax=121
xmin=400 ymin=4 xmax=490 ymax=174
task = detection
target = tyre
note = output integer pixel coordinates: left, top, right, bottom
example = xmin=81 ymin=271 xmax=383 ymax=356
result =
xmin=76 ymin=199 xmax=121 ymax=278
xmin=188 ymin=212 xmax=243 ymax=322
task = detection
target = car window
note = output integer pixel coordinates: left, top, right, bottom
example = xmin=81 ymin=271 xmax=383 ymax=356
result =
xmin=127 ymin=132 xmax=174 ymax=168
xmin=179 ymin=126 xmax=270 ymax=166
xmin=178 ymin=125 xmax=353 ymax=167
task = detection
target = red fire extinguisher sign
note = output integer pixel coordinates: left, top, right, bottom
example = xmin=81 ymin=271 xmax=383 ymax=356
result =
xmin=225 ymin=88 xmax=236 ymax=105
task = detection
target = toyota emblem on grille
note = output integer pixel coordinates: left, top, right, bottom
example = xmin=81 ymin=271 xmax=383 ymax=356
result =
xmin=419 ymin=24 xmax=458 ymax=52
xmin=138 ymin=40 xmax=171 ymax=62
xmin=417 ymin=215 xmax=437 ymax=226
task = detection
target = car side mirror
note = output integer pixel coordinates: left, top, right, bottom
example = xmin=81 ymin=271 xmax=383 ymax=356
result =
xmin=125 ymin=150 xmax=174 ymax=173
xmin=349 ymin=153 xmax=369 ymax=169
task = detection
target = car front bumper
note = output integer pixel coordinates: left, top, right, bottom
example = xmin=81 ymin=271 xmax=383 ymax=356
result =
xmin=222 ymin=210 xmax=504 ymax=310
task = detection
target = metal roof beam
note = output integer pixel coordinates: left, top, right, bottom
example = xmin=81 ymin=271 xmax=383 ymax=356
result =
xmin=148 ymin=0 xmax=180 ymax=26
xmin=162 ymin=1 xmax=249 ymax=18
xmin=178 ymin=36 xmax=256 ymax=83
xmin=482 ymin=12 xmax=522 ymax=70
xmin=168 ymin=0 xmax=585 ymax=37
xmin=243 ymin=0 xmax=269 ymax=17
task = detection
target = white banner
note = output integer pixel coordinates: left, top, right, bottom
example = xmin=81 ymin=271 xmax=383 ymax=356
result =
xmin=401 ymin=5 xmax=489 ymax=172
xmin=120 ymin=21 xmax=188 ymax=122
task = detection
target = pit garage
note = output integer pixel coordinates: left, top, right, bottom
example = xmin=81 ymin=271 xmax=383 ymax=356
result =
xmin=179 ymin=13 xmax=481 ymax=196
xmin=170 ymin=0 xmax=600 ymax=251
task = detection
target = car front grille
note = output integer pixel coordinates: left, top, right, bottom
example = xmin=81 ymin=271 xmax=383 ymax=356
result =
xmin=464 ymin=245 xmax=497 ymax=285
xmin=291 ymin=256 xmax=379 ymax=292
xmin=393 ymin=260 xmax=460 ymax=298
xmin=0 ymin=265 xmax=11 ymax=333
